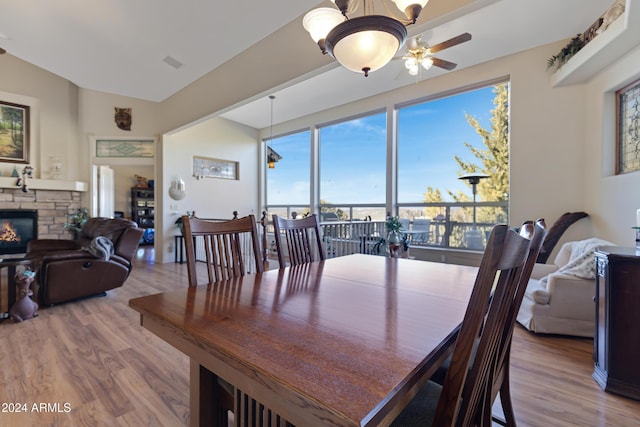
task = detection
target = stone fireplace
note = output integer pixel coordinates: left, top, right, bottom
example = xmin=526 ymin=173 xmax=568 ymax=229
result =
xmin=0 ymin=187 xmax=84 ymax=244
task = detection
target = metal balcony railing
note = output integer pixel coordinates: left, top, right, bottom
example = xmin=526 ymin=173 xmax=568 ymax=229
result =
xmin=266 ymin=201 xmax=509 ymax=258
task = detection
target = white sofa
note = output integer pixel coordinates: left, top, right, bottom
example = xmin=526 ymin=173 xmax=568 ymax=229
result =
xmin=517 ymin=239 xmax=611 ymax=338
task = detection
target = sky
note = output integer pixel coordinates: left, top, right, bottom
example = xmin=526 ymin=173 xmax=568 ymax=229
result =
xmin=267 ymin=84 xmax=499 ymax=206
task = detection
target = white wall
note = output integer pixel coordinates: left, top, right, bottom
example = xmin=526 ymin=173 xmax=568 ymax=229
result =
xmin=160 ymin=116 xmax=259 ymax=263
xmin=585 ymin=43 xmax=640 ymax=245
xmin=0 ymin=55 xmax=79 ymax=181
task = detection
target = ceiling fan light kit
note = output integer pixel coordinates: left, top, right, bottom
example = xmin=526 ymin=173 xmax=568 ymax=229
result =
xmin=303 ymin=0 xmax=429 ymax=77
xmin=398 ymin=32 xmax=471 ymax=77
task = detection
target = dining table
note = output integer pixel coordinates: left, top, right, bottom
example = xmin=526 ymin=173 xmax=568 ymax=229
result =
xmin=129 ymin=253 xmax=479 ymax=427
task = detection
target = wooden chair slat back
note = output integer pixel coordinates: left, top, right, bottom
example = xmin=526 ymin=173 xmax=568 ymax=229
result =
xmin=448 ymin=220 xmax=545 ymax=427
xmin=434 ymin=224 xmax=534 ymax=426
xmin=272 ymin=214 xmax=325 ymax=269
xmin=183 ymin=214 xmax=263 ymax=287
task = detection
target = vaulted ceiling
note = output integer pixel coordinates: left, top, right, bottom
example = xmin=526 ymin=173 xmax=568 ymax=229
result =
xmin=0 ymin=0 xmax=615 ymax=128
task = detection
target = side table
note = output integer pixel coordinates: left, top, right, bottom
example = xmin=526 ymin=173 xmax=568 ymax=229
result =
xmin=0 ymin=258 xmax=32 ymax=319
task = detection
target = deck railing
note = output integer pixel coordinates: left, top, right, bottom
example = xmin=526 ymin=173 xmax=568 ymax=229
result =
xmin=266 ymin=201 xmax=508 ymax=258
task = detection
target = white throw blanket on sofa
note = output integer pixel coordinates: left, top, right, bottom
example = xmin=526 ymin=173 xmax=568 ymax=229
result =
xmin=542 ymin=238 xmax=613 ymax=282
xmin=530 ymin=238 xmax=613 ymax=305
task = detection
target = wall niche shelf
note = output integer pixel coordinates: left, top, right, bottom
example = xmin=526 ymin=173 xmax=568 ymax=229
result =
xmin=551 ymin=0 xmax=639 ymax=87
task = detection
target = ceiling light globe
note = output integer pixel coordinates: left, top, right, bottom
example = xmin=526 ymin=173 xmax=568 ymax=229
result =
xmin=421 ymin=57 xmax=433 ymax=70
xmin=408 ymin=65 xmax=419 ymax=75
xmin=405 ymin=57 xmax=417 ymax=69
xmin=326 ymin=15 xmax=407 ymax=77
xmin=303 ymin=8 xmax=345 ymax=44
xmin=392 ymin=0 xmax=429 ymax=22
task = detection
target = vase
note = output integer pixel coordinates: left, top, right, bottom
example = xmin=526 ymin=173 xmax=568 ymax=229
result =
xmin=387 ymin=231 xmax=401 ymax=258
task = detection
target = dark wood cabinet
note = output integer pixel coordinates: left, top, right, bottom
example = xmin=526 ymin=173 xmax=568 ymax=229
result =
xmin=593 ymin=246 xmax=640 ymax=401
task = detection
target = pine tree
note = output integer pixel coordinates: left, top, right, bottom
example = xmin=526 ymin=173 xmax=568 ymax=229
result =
xmin=453 ymin=83 xmax=509 ymax=223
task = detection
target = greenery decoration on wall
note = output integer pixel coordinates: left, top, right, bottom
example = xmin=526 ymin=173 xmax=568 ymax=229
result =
xmin=546 ymin=34 xmax=584 ymax=71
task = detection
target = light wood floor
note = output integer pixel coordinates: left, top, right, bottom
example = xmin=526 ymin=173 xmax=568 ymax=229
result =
xmin=1 ymin=248 xmax=639 ymax=427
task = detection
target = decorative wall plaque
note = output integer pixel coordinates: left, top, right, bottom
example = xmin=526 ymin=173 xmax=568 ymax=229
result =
xmin=96 ymin=139 xmax=154 ymax=157
xmin=192 ymin=156 xmax=238 ymax=180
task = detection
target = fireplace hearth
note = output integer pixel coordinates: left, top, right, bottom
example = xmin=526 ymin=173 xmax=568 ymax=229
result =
xmin=0 ymin=210 xmax=37 ymax=255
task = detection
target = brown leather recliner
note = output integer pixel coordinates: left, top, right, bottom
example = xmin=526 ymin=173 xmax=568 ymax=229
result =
xmin=26 ymin=217 xmax=144 ymax=306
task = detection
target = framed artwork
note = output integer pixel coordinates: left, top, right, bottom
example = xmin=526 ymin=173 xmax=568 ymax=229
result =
xmin=96 ymin=138 xmax=154 ymax=157
xmin=616 ymin=79 xmax=640 ymax=174
xmin=193 ymin=156 xmax=239 ymax=180
xmin=0 ymin=101 xmax=30 ymax=163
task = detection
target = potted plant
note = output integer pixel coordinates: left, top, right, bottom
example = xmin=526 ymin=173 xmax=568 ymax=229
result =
xmin=385 ymin=216 xmax=407 ymax=258
xmin=64 ymin=207 xmax=89 ymax=239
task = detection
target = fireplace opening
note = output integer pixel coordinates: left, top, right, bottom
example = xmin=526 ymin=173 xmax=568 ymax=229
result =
xmin=0 ymin=210 xmax=38 ymax=255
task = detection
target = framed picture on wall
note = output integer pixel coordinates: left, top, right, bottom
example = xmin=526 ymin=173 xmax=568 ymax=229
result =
xmin=616 ymin=78 xmax=640 ymax=174
xmin=0 ymin=101 xmax=30 ymax=163
xmin=193 ymin=156 xmax=239 ymax=180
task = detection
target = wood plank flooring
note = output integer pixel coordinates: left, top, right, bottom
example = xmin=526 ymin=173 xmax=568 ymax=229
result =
xmin=1 ymin=248 xmax=639 ymax=426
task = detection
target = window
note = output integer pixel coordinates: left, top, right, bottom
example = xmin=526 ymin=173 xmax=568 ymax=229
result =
xmin=266 ymin=131 xmax=310 ymax=214
xmin=263 ymin=82 xmax=509 ymax=250
xmin=319 ymin=112 xmax=387 ymax=220
xmin=396 ymin=82 xmax=509 ymax=249
xmin=397 ymin=84 xmax=506 ymax=203
xmin=616 ymin=78 xmax=640 ymax=174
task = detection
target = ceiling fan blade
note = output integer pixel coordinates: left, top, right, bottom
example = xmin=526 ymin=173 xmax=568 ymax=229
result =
xmin=429 ymin=32 xmax=472 ymax=54
xmin=431 ymin=57 xmax=457 ymax=70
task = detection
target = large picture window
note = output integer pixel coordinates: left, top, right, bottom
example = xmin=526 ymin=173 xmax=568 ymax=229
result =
xmin=319 ymin=112 xmax=387 ymax=220
xmin=396 ymin=82 xmax=510 ymax=248
xmin=264 ymin=82 xmax=509 ymax=250
xmin=266 ymin=130 xmax=311 ymax=209
xmin=319 ymin=112 xmax=386 ymax=205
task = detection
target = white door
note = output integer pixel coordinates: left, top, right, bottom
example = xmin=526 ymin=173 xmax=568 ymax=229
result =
xmin=98 ymin=165 xmax=115 ymax=218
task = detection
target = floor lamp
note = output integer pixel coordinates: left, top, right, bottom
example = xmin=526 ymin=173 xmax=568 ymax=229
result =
xmin=459 ymin=173 xmax=489 ymax=249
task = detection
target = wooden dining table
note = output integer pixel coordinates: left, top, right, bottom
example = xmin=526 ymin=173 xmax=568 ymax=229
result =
xmin=129 ymin=254 xmax=478 ymax=427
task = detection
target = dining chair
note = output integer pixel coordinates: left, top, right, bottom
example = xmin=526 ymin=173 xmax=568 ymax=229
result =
xmin=425 ymin=219 xmax=546 ymax=426
xmin=272 ymin=214 xmax=325 ymax=269
xmin=182 ymin=214 xmax=264 ymax=286
xmin=490 ymin=219 xmax=546 ymax=426
xmin=391 ymin=220 xmax=545 ymax=426
xmin=182 ymin=214 xmax=264 ymax=425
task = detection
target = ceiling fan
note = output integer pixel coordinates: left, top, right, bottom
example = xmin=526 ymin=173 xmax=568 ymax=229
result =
xmin=398 ymin=32 xmax=472 ymax=76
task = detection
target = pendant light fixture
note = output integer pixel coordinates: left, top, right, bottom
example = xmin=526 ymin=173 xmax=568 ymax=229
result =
xmin=266 ymin=95 xmax=277 ymax=169
xmin=303 ymin=0 xmax=429 ymax=77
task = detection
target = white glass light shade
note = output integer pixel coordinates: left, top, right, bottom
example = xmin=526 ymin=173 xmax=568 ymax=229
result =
xmin=326 ymin=16 xmax=407 ymax=76
xmin=303 ymin=8 xmax=344 ymax=43
xmin=392 ymin=0 xmax=429 ymax=21
xmin=421 ymin=57 xmax=433 ymax=70
xmin=404 ymin=57 xmax=417 ymax=69
xmin=408 ymin=64 xmax=419 ymax=75
xmin=393 ymin=0 xmax=429 ymax=10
